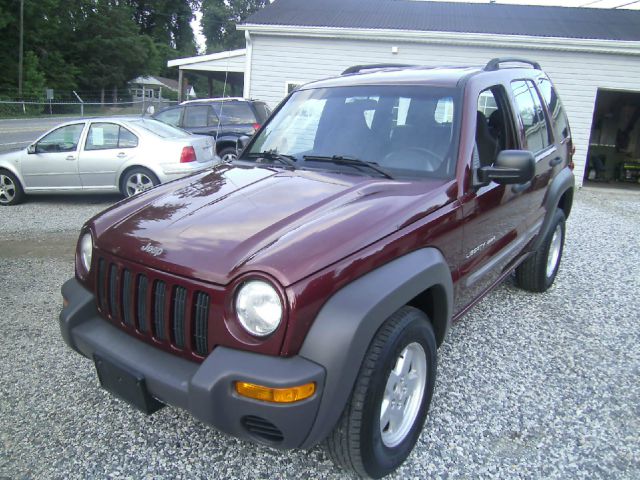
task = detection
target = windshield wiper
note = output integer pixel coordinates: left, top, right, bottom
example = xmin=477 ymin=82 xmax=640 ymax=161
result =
xmin=303 ymin=155 xmax=394 ymax=179
xmin=246 ymin=150 xmax=298 ymax=168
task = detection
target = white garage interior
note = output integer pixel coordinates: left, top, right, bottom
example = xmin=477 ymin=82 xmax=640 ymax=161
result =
xmin=234 ymin=0 xmax=640 ymax=187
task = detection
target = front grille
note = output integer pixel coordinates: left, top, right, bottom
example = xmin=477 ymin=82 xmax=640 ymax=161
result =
xmin=95 ymin=256 xmax=212 ymax=359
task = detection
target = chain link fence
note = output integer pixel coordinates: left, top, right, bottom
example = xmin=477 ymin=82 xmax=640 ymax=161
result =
xmin=0 ymin=98 xmax=177 ymax=118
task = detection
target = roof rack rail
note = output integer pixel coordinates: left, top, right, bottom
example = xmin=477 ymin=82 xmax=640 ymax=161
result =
xmin=341 ymin=64 xmax=414 ymax=75
xmin=484 ymin=57 xmax=541 ymax=71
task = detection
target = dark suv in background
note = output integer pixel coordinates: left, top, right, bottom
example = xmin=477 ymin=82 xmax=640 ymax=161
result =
xmin=152 ymin=98 xmax=271 ymax=161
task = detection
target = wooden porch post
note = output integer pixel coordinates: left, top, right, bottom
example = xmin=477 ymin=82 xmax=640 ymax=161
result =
xmin=178 ymin=69 xmax=184 ymax=103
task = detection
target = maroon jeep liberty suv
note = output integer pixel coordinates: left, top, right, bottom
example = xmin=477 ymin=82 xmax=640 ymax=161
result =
xmin=60 ymin=58 xmax=574 ymax=478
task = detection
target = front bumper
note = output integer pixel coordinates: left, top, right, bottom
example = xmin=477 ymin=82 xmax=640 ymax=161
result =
xmin=59 ymin=278 xmax=325 ymax=449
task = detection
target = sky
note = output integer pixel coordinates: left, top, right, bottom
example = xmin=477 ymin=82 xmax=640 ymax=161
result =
xmin=189 ymin=0 xmax=640 ymax=54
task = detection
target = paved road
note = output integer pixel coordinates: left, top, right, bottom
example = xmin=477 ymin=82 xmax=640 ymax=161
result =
xmin=0 ymin=117 xmax=85 ymax=152
xmin=0 ymin=189 xmax=638 ymax=479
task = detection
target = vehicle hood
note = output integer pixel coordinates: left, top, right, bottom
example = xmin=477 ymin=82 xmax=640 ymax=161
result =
xmin=92 ymin=164 xmax=452 ymax=286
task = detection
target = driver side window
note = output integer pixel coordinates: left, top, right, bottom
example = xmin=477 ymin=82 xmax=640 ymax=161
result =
xmin=475 ymin=86 xmax=514 ymax=167
xmin=36 ymin=124 xmax=85 ymax=153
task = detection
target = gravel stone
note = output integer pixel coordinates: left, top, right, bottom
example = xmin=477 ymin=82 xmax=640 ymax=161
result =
xmin=0 ymin=188 xmax=638 ymax=479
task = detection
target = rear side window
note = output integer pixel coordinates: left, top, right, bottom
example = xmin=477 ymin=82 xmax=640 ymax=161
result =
xmin=85 ymin=123 xmax=138 ymax=150
xmin=511 ymin=80 xmax=551 ymax=153
xmin=254 ymin=102 xmax=271 ymax=123
xmin=212 ymin=102 xmax=256 ymax=125
xmin=154 ymin=107 xmax=182 ymax=127
xmin=184 ymin=105 xmax=211 ymax=128
xmin=537 ymin=78 xmax=571 ymax=141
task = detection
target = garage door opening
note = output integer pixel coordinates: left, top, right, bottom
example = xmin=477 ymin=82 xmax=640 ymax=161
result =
xmin=585 ymin=89 xmax=640 ymax=190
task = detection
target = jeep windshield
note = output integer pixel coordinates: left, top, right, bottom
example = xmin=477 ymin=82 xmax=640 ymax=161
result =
xmin=243 ymin=85 xmax=461 ymax=179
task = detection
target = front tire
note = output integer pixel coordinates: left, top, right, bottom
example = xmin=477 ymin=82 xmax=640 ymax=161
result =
xmin=0 ymin=170 xmax=25 ymax=206
xmin=325 ymin=306 xmax=437 ymax=479
xmin=515 ymin=208 xmax=566 ymax=292
xmin=120 ymin=167 xmax=159 ymax=198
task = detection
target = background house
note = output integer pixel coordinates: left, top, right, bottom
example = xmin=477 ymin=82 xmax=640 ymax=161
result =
xmin=128 ymin=75 xmax=195 ymax=101
xmin=235 ymin=0 xmax=640 ymax=187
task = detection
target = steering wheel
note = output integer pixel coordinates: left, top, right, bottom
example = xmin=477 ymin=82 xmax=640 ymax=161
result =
xmin=382 ymin=147 xmax=442 ymax=172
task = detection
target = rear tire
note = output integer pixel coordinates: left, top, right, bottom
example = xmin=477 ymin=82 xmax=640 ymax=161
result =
xmin=325 ymin=306 xmax=437 ymax=479
xmin=120 ymin=167 xmax=159 ymax=198
xmin=0 ymin=170 xmax=25 ymax=206
xmin=515 ymin=208 xmax=566 ymax=292
xmin=219 ymin=147 xmax=237 ymax=163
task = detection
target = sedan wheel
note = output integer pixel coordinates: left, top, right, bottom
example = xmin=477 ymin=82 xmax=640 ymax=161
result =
xmin=0 ymin=172 xmax=25 ymax=206
xmin=121 ymin=168 xmax=159 ymax=198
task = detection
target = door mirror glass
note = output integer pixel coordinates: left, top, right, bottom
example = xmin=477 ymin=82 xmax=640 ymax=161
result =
xmin=236 ymin=135 xmax=251 ymax=156
xmin=478 ymin=150 xmax=535 ymax=185
xmin=27 ymin=144 xmax=36 ymax=154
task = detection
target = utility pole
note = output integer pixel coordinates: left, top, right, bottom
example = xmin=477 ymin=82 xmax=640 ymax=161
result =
xmin=18 ymin=0 xmax=24 ymax=97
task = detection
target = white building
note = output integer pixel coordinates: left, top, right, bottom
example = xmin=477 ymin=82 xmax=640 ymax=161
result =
xmin=235 ymin=0 xmax=640 ymax=186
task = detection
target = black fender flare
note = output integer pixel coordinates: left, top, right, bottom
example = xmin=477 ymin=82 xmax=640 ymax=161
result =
xmin=297 ymin=248 xmax=453 ymax=448
xmin=214 ymin=135 xmax=241 ymax=153
xmin=533 ymin=167 xmax=575 ymax=250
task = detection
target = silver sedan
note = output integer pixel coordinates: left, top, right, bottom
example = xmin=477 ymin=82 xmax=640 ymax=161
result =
xmin=0 ymin=117 xmax=220 ymax=205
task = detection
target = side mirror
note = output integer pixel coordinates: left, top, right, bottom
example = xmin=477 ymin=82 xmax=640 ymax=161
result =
xmin=236 ymin=135 xmax=251 ymax=157
xmin=478 ymin=150 xmax=535 ymax=185
xmin=146 ymin=105 xmax=155 ymax=115
xmin=27 ymin=144 xmax=36 ymax=154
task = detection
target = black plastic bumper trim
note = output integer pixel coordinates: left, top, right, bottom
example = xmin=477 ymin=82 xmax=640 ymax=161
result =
xmin=59 ymin=278 xmax=325 ymax=449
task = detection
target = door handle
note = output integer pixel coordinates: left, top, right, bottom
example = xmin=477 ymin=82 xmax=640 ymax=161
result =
xmin=117 ymin=152 xmax=127 ymax=158
xmin=549 ymin=157 xmax=562 ymax=167
xmin=65 ymin=155 xmax=75 ymax=161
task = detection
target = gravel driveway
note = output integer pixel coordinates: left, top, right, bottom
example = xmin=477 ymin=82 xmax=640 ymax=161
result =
xmin=0 ymin=189 xmax=638 ymax=479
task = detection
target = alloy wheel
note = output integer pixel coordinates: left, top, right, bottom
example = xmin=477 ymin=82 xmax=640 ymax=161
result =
xmin=0 ymin=174 xmax=16 ymax=204
xmin=380 ymin=342 xmax=427 ymax=448
xmin=546 ymin=224 xmax=563 ymax=278
xmin=125 ymin=173 xmax=154 ymax=197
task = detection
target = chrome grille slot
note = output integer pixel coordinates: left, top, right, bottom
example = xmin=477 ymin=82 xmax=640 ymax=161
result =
xmin=108 ymin=264 xmax=118 ymax=318
xmin=193 ymin=292 xmax=209 ymax=356
xmin=121 ymin=270 xmax=134 ymax=326
xmin=137 ymin=275 xmax=149 ymax=333
xmin=172 ymin=286 xmax=187 ymax=349
xmin=153 ymin=281 xmax=166 ymax=341
xmin=97 ymin=258 xmax=106 ymax=311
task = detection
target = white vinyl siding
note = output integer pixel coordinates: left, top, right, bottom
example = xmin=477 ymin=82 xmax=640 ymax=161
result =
xmin=245 ymin=34 xmax=640 ymax=184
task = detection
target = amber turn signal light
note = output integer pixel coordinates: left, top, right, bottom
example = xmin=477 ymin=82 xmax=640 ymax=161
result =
xmin=235 ymin=381 xmax=315 ymax=403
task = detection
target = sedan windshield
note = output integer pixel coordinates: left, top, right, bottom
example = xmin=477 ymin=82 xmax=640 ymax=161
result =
xmin=128 ymin=118 xmax=191 ymax=138
xmin=246 ymin=85 xmax=460 ymax=179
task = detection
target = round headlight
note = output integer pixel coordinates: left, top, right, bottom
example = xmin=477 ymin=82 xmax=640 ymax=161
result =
xmin=235 ymin=280 xmax=283 ymax=337
xmin=79 ymin=233 xmax=93 ymax=273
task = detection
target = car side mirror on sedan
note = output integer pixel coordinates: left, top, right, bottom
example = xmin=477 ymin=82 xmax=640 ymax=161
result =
xmin=478 ymin=150 xmax=535 ymax=185
xmin=235 ymin=135 xmax=251 ymax=158
xmin=27 ymin=144 xmax=36 ymax=154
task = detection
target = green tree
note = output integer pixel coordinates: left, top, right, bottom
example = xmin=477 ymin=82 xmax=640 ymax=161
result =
xmin=127 ymin=0 xmax=199 ymax=77
xmin=71 ymin=2 xmax=157 ymax=100
xmin=21 ymin=51 xmax=46 ymax=97
xmin=201 ymin=0 xmax=268 ymax=52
